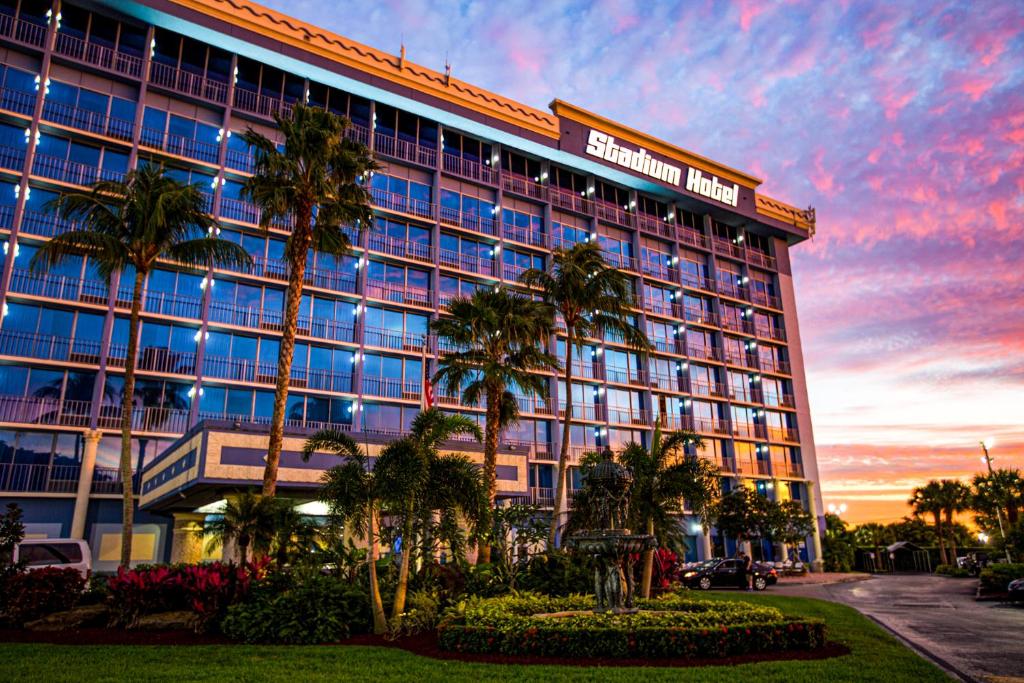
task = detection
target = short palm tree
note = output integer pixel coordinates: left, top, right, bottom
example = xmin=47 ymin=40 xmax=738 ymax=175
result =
xmin=616 ymin=427 xmax=719 ymax=598
xmin=431 ymin=288 xmax=558 ymax=563
xmin=521 ymin=241 xmax=650 ymax=547
xmin=242 ymin=103 xmax=376 ymax=498
xmin=30 ymin=164 xmax=250 ymax=568
xmin=373 ymin=409 xmax=482 ymax=621
xmin=910 ymin=481 xmax=947 ymax=565
xmin=938 ymin=479 xmax=971 ymax=562
xmin=204 ymin=491 xmax=279 ymax=567
xmin=302 ymin=430 xmax=387 ymax=634
xmin=854 ymin=522 xmax=889 ymax=570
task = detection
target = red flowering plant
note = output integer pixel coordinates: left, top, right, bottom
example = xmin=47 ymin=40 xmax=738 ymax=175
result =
xmin=108 ymin=558 xmax=269 ymax=631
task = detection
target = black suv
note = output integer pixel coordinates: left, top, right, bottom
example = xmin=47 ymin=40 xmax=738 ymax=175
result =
xmin=681 ymin=558 xmax=779 ymax=591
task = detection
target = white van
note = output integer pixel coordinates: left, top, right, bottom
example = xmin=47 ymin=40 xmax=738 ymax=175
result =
xmin=14 ymin=539 xmax=92 ymax=580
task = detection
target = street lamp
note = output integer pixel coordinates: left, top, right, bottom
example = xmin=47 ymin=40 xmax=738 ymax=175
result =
xmin=980 ymin=438 xmax=1012 ymax=563
xmin=827 ymin=503 xmax=847 ymax=515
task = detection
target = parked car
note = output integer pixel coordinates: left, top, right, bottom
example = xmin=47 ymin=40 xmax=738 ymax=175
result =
xmin=681 ymin=558 xmax=779 ymax=591
xmin=1008 ymin=578 xmax=1024 ymax=603
xmin=957 ymin=552 xmax=990 ymax=577
xmin=13 ymin=539 xmax=92 ymax=580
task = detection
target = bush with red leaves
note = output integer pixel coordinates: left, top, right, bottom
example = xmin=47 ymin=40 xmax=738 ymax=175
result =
xmin=2 ymin=567 xmax=85 ymax=626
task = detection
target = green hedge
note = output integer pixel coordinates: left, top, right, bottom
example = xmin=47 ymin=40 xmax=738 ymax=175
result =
xmin=438 ymin=593 xmax=825 ymax=659
xmin=979 ymin=563 xmax=1024 ymax=594
xmin=934 ymin=564 xmax=971 ymax=578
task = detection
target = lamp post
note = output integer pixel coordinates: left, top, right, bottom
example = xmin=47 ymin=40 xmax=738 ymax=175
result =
xmin=980 ymin=438 xmax=1012 ymax=563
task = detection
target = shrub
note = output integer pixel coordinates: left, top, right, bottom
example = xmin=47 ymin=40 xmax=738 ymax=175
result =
xmin=978 ymin=563 xmax=1024 ymax=594
xmin=438 ymin=593 xmax=825 ymax=658
xmin=389 ymin=589 xmax=441 ymax=638
xmin=516 ymin=553 xmax=594 ymax=596
xmin=1 ymin=568 xmax=85 ymax=626
xmin=107 ymin=559 xmax=267 ymax=630
xmin=935 ymin=564 xmax=971 ymax=578
xmin=221 ymin=574 xmax=370 ymax=644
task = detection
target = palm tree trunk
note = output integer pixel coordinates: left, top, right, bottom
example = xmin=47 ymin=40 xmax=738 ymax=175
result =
xmin=263 ymin=210 xmax=312 ymax=497
xmin=367 ymin=503 xmax=387 ymax=635
xmin=548 ymin=334 xmax=574 ymax=549
xmin=641 ymin=517 xmax=655 ymax=598
xmin=945 ymin=511 xmax=958 ymax=563
xmin=477 ymin=388 xmax=501 ymax=564
xmin=391 ymin=504 xmax=414 ymax=621
xmin=933 ymin=512 xmax=948 ymax=565
xmin=118 ymin=270 xmax=145 ymax=568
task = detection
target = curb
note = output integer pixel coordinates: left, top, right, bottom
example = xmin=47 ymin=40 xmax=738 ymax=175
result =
xmin=862 ymin=613 xmax=979 ymax=683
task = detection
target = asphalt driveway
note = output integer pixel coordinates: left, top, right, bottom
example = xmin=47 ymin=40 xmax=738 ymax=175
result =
xmin=776 ymin=573 xmax=1023 ymax=682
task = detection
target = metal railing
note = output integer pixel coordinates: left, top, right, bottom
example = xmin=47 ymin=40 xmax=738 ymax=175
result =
xmin=54 ymin=33 xmax=144 ymax=78
xmin=373 ymin=133 xmax=437 ymax=167
xmin=500 ymin=172 xmax=547 ymax=201
xmin=0 ymin=462 xmax=80 ymax=493
xmin=41 ymin=100 xmax=134 ymax=141
xmin=442 ymin=153 xmax=498 ymax=184
xmin=149 ymin=62 xmax=229 ymax=104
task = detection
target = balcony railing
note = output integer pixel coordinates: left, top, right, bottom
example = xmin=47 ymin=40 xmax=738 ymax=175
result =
xmin=0 ymin=144 xmax=25 ymax=172
xmin=747 ymin=250 xmax=777 ymax=271
xmin=557 ymin=402 xmax=605 ymax=422
xmin=54 ymin=33 xmax=144 ymax=78
xmin=32 ymin=154 xmax=125 ymax=186
xmin=641 ymin=260 xmax=678 ymax=282
xmin=439 ymin=248 xmax=496 ymax=276
xmin=0 ymin=86 xmax=35 ymax=116
xmin=713 ymin=237 xmax=745 ymax=260
xmin=749 ymin=289 xmax=782 ymax=309
xmin=681 ymin=271 xmax=715 ymax=292
xmin=643 ymin=298 xmax=680 ymax=318
xmin=8 ymin=269 xmax=108 ymax=304
xmin=367 ymin=233 xmax=432 ymax=263
xmin=512 ymin=394 xmax=553 ymax=416
xmin=439 ymin=205 xmax=498 ymax=236
xmin=682 ymin=307 xmax=719 ymax=327
xmin=549 ymin=186 xmax=594 ymax=215
xmin=373 ymin=133 xmax=437 ymax=168
xmin=121 ymin=346 xmax=198 ymax=375
xmin=363 ymin=326 xmax=426 ymax=352
xmin=500 ymin=172 xmax=547 ymax=201
xmin=603 ymin=365 xmax=647 ymax=386
xmin=0 ymin=462 xmax=80 ymax=493
xmin=502 ymin=222 xmax=545 ymax=247
xmin=442 ymin=153 xmax=498 ymax=184
xmin=140 ymin=127 xmax=219 ymax=164
xmin=0 ymin=14 xmax=47 ymax=48
xmin=0 ymin=395 xmax=91 ymax=427
xmin=0 ymin=329 xmax=104 ymax=364
xmin=595 ymin=200 xmax=635 ymax=228
xmin=756 ymin=325 xmax=787 ymax=342
xmin=90 ymin=466 xmax=138 ymax=494
xmin=775 ymin=461 xmax=804 ymax=478
xmin=149 ymin=62 xmax=229 ymax=105
xmin=18 ymin=209 xmax=78 ymax=238
xmin=607 ymin=407 xmax=651 ymax=426
xmin=685 ymin=344 xmax=724 ymax=363
xmin=678 ymin=228 xmax=710 ymax=250
xmin=529 ymin=486 xmax=555 ymax=507
xmin=41 ymin=100 xmax=134 ymax=141
xmin=370 ymin=188 xmax=435 ymax=221
xmin=233 ymin=88 xmax=294 ymax=119
xmin=113 ymin=286 xmax=203 ymax=320
xmin=636 ymin=212 xmax=674 ymax=239
xmin=364 ymin=279 xmax=430 ymax=307
xmin=96 ymin=404 xmax=190 ymax=434
xmin=361 ymin=376 xmax=421 ymax=400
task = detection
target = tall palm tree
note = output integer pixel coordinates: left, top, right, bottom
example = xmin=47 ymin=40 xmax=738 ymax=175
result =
xmin=616 ymin=426 xmax=719 ymax=598
xmin=204 ymin=491 xmax=279 ymax=567
xmin=373 ymin=409 xmax=482 ymax=620
xmin=31 ymin=165 xmax=250 ymax=567
xmin=938 ymin=479 xmax=971 ymax=562
xmin=431 ymin=288 xmax=558 ymax=563
xmin=302 ymin=430 xmax=387 ymax=635
xmin=910 ymin=481 xmax=947 ymax=565
xmin=972 ymin=468 xmax=1023 ymax=528
xmin=242 ymin=103 xmax=376 ymax=498
xmin=521 ymin=241 xmax=650 ymax=548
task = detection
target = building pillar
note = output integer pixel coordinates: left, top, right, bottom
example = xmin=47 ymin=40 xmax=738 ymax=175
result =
xmin=169 ymin=513 xmax=206 ymax=564
xmin=69 ymin=429 xmax=102 ymax=539
xmin=806 ymin=480 xmax=824 ymax=571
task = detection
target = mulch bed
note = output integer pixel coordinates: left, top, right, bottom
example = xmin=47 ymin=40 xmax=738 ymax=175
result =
xmin=1 ymin=628 xmax=850 ymax=667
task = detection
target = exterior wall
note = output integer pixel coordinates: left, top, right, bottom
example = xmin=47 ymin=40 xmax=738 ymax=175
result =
xmin=0 ymin=0 xmax=821 ymax=566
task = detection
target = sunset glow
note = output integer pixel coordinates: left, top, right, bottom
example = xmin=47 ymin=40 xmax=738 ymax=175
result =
xmin=263 ymin=0 xmax=1024 ymax=524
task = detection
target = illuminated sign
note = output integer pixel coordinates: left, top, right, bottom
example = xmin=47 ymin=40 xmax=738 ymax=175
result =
xmin=685 ymin=168 xmax=739 ymax=207
xmin=585 ymin=130 xmax=681 ymax=186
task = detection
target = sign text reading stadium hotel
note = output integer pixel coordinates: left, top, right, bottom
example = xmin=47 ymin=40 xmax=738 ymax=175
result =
xmin=585 ymin=129 xmax=740 ymax=207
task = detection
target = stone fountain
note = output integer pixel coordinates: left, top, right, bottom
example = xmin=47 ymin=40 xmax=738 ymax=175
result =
xmin=566 ymin=449 xmax=656 ymax=614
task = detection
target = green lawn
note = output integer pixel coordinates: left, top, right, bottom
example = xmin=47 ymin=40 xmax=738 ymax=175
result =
xmin=0 ymin=592 xmax=947 ymax=682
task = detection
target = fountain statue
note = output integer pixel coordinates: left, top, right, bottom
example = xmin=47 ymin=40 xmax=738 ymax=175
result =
xmin=566 ymin=448 xmax=656 ymax=613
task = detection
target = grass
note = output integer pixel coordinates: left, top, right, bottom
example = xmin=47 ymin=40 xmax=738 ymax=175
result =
xmin=0 ymin=592 xmax=947 ymax=682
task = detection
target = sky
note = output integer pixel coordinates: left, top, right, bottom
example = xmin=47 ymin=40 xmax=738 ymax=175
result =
xmin=260 ymin=0 xmax=1024 ymax=524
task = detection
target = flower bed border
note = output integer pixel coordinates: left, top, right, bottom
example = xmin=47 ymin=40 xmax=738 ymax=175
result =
xmin=439 ymin=616 xmax=826 ymax=659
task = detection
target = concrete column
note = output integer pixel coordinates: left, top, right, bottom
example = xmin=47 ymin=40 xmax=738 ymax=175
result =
xmin=806 ymin=480 xmax=824 ymax=571
xmin=70 ymin=429 xmax=103 ymax=539
xmin=169 ymin=512 xmax=206 ymax=564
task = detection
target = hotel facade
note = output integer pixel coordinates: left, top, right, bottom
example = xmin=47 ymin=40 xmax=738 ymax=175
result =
xmin=0 ymin=0 xmax=823 ymax=570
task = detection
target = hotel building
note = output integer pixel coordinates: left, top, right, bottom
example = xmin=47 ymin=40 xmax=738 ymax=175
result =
xmin=0 ymin=0 xmax=822 ymax=570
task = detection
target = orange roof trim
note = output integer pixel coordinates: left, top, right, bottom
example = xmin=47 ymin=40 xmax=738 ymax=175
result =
xmin=168 ymin=0 xmax=560 ymax=138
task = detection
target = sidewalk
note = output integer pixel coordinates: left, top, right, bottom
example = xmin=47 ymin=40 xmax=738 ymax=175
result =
xmin=777 ymin=572 xmax=871 ymax=585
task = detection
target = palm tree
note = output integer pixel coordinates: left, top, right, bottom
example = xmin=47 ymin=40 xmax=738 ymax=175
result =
xmin=937 ymin=480 xmax=971 ymax=562
xmin=31 ymin=165 xmax=250 ymax=568
xmin=910 ymin=481 xmax=947 ymax=565
xmin=616 ymin=426 xmax=719 ymax=598
xmin=372 ymin=409 xmax=479 ymax=622
xmin=204 ymin=491 xmax=279 ymax=567
xmin=302 ymin=430 xmax=387 ymax=635
xmin=972 ymin=468 xmax=1023 ymax=528
xmin=242 ymin=103 xmax=376 ymax=498
xmin=269 ymin=501 xmax=319 ymax=567
xmin=521 ymin=241 xmax=650 ymax=547
xmin=855 ymin=522 xmax=889 ymax=571
xmin=431 ymin=288 xmax=558 ymax=563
